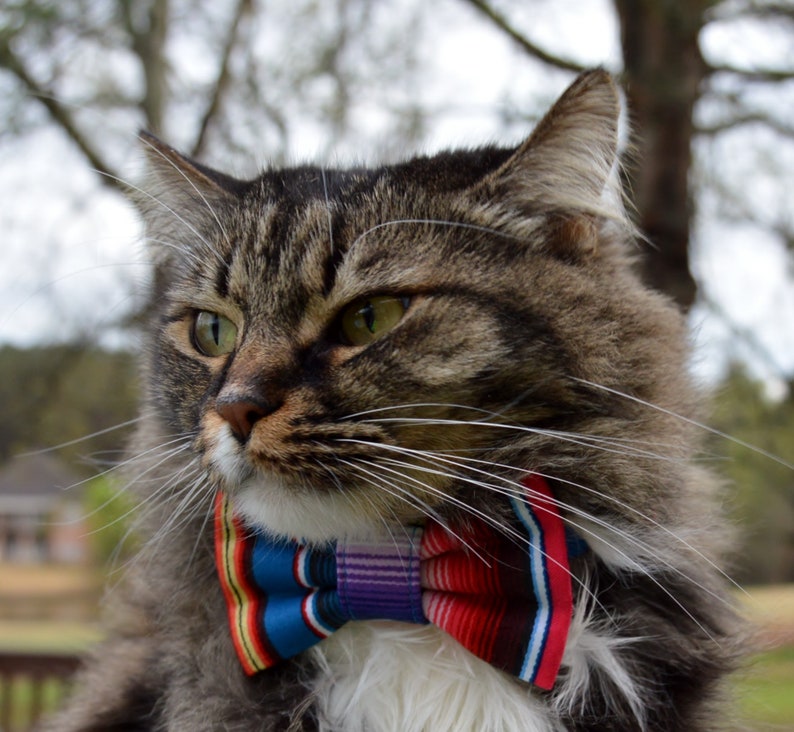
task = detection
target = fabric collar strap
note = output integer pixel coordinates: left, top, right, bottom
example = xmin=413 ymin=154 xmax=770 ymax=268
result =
xmin=214 ymin=474 xmax=578 ymax=690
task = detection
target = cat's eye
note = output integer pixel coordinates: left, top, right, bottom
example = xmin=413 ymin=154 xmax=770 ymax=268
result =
xmin=192 ymin=311 xmax=238 ymax=357
xmin=339 ymin=296 xmax=409 ymax=347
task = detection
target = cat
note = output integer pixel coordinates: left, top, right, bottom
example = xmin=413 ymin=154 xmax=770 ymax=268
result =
xmin=48 ymin=70 xmax=743 ymax=732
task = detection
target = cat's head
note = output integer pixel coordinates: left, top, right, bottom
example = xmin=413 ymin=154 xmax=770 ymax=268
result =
xmin=138 ymin=70 xmax=696 ymax=545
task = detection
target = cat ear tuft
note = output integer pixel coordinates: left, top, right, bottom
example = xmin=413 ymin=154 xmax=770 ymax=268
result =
xmin=474 ymin=70 xmax=624 ymax=225
xmin=137 ymin=132 xmax=246 ymax=263
xmin=138 ymin=131 xmax=246 ymax=201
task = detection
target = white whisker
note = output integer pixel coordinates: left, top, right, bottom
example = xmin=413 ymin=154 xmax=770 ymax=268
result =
xmin=356 ymin=437 xmax=744 ymax=601
xmin=339 ymin=438 xmax=733 ymax=630
xmin=341 ymin=458 xmax=505 ymax=569
xmin=138 ymin=134 xmax=230 ymax=244
xmin=320 ymin=167 xmax=334 ymax=260
xmin=355 ymin=414 xmax=687 ymax=464
xmin=339 ymin=459 xmax=444 ymax=532
xmin=349 ymin=218 xmax=519 ymax=253
xmin=98 ymin=169 xmax=227 ymax=267
xmin=574 ymin=377 xmax=794 ymax=470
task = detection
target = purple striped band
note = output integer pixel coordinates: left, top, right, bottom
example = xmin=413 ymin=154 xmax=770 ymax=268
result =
xmin=336 ymin=527 xmax=426 ymax=624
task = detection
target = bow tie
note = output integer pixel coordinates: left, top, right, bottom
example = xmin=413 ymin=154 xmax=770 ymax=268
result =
xmin=214 ymin=474 xmax=580 ymax=690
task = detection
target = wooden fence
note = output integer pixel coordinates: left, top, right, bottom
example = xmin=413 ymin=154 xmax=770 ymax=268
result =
xmin=0 ymin=651 xmax=81 ymax=732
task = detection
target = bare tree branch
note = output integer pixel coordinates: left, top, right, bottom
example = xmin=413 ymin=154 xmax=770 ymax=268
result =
xmin=0 ymin=37 xmax=124 ymax=193
xmin=700 ymin=291 xmax=790 ymax=379
xmin=708 ymin=0 xmax=794 ymax=24
xmin=707 ymin=62 xmax=794 ymax=82
xmin=704 ymin=3 xmax=794 ymax=80
xmin=192 ymin=0 xmax=254 ymax=158
xmin=458 ymin=0 xmax=588 ymax=74
xmin=697 ymin=111 xmax=794 ymax=138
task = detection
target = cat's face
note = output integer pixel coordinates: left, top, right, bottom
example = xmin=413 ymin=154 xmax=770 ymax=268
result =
xmin=140 ymin=71 xmax=691 ymax=543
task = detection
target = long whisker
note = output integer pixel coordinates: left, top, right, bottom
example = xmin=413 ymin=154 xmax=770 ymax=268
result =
xmin=342 ymin=402 xmax=511 ymax=421
xmin=16 ymin=416 xmax=145 ymax=458
xmin=355 ymin=415 xmax=687 ymax=464
xmin=345 ymin=402 xmax=722 ymax=458
xmin=138 ymin=134 xmax=230 ymax=243
xmin=2 ymin=260 xmax=145 ymax=332
xmin=342 ymin=454 xmax=603 ymax=609
xmin=87 ymin=444 xmax=198 ymax=535
xmin=320 ymin=167 xmax=334 ymax=260
xmin=339 ymin=460 xmax=447 ymax=536
xmin=96 ymin=169 xmax=227 ymax=267
xmin=42 ymin=435 xmax=196 ymax=531
xmin=574 ymin=377 xmax=794 ymax=470
xmin=85 ymin=451 xmax=205 ymax=580
xmin=349 ymin=218 xmax=520 ymax=253
xmin=144 ymin=236 xmax=212 ymax=270
xmin=341 ymin=439 xmax=732 ymax=631
xmin=341 ymin=458 xmax=518 ymax=569
xmin=330 ymin=461 xmax=439 ymax=578
xmin=146 ymin=471 xmax=212 ymax=548
xmin=348 ymin=437 xmax=744 ymax=599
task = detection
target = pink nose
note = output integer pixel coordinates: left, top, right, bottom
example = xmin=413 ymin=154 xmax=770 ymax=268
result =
xmin=216 ymin=397 xmax=273 ymax=441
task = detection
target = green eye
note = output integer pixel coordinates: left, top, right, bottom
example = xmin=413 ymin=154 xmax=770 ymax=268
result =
xmin=339 ymin=296 xmax=409 ymax=346
xmin=192 ymin=311 xmax=237 ymax=356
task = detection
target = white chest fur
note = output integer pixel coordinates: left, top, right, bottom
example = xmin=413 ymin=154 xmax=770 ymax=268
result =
xmin=308 ymin=622 xmax=561 ymax=732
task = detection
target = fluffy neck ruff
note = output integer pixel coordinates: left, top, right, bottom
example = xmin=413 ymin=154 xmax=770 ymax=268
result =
xmin=306 ymin=602 xmax=643 ymax=732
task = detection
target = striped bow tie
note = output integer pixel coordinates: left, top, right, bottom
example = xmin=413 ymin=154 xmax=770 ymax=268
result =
xmin=214 ymin=475 xmax=579 ymax=690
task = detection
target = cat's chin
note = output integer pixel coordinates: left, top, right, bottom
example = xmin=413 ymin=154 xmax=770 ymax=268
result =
xmin=232 ymin=476 xmax=387 ymax=544
xmin=208 ymin=421 xmax=396 ymax=543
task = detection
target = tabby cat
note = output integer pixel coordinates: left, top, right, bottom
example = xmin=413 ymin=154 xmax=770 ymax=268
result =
xmin=49 ymin=70 xmax=742 ymax=732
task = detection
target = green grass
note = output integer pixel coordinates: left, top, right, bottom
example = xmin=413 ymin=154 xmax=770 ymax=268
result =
xmin=735 ymin=646 xmax=794 ymax=729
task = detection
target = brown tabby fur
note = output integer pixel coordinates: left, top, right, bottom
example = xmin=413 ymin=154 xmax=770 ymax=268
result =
xmin=48 ymin=71 xmax=743 ymax=731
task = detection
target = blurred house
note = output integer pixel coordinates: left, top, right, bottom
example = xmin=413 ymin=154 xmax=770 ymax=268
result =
xmin=0 ymin=454 xmax=88 ymax=564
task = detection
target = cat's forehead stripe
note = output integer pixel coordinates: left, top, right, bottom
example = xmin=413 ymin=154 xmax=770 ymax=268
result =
xmin=321 ymin=209 xmax=350 ymax=298
xmin=214 ymin=252 xmax=231 ymax=299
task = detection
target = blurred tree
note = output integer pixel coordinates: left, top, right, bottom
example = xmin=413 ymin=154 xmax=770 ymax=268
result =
xmin=711 ymin=366 xmax=794 ymax=583
xmin=0 ymin=0 xmax=429 ymax=455
xmin=0 ymin=0 xmax=427 ymax=183
xmin=0 ymin=345 xmax=138 ymax=468
xmin=0 ymin=0 xmax=791 ymax=583
xmin=0 ymin=343 xmax=140 ymax=568
xmin=462 ymin=0 xmax=794 ymax=312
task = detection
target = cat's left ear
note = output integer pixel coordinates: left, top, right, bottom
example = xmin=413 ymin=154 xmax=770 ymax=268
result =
xmin=138 ymin=131 xmax=246 ymax=197
xmin=136 ymin=131 xmax=246 ymax=240
xmin=470 ymin=70 xmax=626 ymax=250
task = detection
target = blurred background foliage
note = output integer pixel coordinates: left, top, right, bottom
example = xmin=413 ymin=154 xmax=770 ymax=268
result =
xmin=0 ymin=345 xmax=138 ymax=467
xmin=81 ymin=474 xmax=140 ymax=569
xmin=712 ymin=366 xmax=794 ymax=583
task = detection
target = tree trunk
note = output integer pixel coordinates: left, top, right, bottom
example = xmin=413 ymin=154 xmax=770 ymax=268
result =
xmin=615 ymin=0 xmax=714 ymax=311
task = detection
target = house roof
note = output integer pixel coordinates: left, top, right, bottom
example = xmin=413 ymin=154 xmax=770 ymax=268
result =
xmin=0 ymin=453 xmax=82 ymax=500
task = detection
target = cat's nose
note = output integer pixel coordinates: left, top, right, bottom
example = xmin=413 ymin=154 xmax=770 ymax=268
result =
xmin=215 ymin=396 xmax=275 ymax=442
